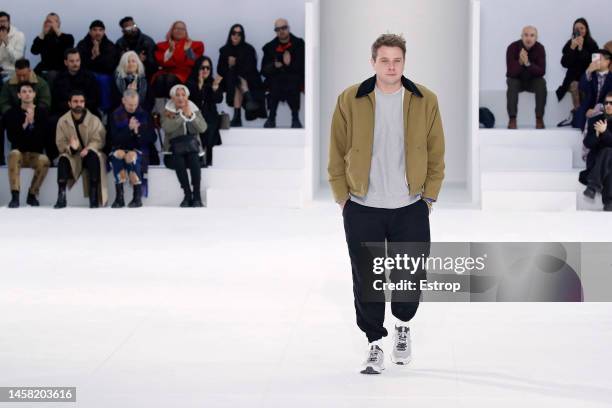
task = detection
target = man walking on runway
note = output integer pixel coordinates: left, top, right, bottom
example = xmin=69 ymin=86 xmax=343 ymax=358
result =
xmin=328 ymin=33 xmax=445 ymax=374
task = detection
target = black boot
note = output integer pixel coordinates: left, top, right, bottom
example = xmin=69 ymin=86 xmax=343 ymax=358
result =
xmin=192 ymin=189 xmax=203 ymax=207
xmin=128 ymin=184 xmax=143 ymax=208
xmin=54 ymin=185 xmax=67 ymax=209
xmin=89 ymin=183 xmax=99 ymax=208
xmin=291 ymin=112 xmax=302 ymax=128
xmin=206 ymin=145 xmax=213 ymax=167
xmin=112 ymin=184 xmax=125 ymax=208
xmin=243 ymin=91 xmax=259 ymax=112
xmin=604 ymin=202 xmax=612 ymax=211
xmin=8 ymin=190 xmax=19 ymax=208
xmin=26 ymin=192 xmax=39 ymax=206
xmin=583 ymin=186 xmax=597 ymax=199
xmin=180 ymin=187 xmax=192 ymax=207
xmin=264 ymin=116 xmax=276 ymax=128
xmin=230 ymin=108 xmax=242 ymax=127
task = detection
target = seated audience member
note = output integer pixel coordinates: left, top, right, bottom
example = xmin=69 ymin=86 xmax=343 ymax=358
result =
xmin=152 ymin=21 xmax=204 ymax=114
xmin=261 ymin=18 xmax=304 ymax=128
xmin=114 ymin=50 xmax=149 ymax=110
xmin=0 ymin=11 xmax=25 ymax=84
xmin=52 ymin=48 xmax=100 ymax=116
xmin=77 ymin=20 xmax=119 ymax=114
xmin=217 ymin=24 xmax=266 ymax=127
xmin=605 ymin=41 xmax=612 ymax=55
xmin=0 ymin=58 xmax=51 ymax=162
xmin=115 ymin=16 xmax=157 ymax=80
xmin=187 ymin=56 xmax=223 ymax=166
xmin=161 ymin=84 xmax=207 ymax=207
xmin=108 ymin=89 xmax=155 ymax=208
xmin=0 ymin=11 xmax=25 ymax=165
xmin=581 ymin=91 xmax=612 ymax=211
xmin=506 ymin=25 xmax=547 ymax=129
xmin=557 ymin=18 xmax=599 ymax=127
xmin=3 ymin=82 xmax=50 ymax=208
xmin=575 ymin=49 xmax=612 ymax=130
xmin=30 ymin=13 xmax=74 ymax=86
xmin=54 ymin=90 xmax=108 ymax=209
xmin=0 ymin=58 xmax=51 ymax=112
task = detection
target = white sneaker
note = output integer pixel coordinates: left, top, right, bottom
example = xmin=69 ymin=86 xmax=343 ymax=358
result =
xmin=391 ymin=325 xmax=412 ymax=365
xmin=361 ymin=343 xmax=385 ymax=374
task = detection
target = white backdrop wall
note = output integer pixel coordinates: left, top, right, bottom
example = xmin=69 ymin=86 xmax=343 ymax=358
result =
xmin=319 ymin=0 xmax=470 ymax=186
xmin=479 ymin=0 xmax=612 ymax=91
xmin=1 ymin=0 xmax=304 ymax=74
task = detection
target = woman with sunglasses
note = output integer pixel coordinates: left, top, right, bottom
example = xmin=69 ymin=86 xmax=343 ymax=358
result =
xmin=187 ymin=56 xmax=223 ymax=167
xmin=217 ymin=23 xmax=267 ymax=127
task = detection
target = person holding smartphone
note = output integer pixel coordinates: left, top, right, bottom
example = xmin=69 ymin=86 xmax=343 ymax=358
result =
xmin=557 ymin=18 xmax=599 ymax=127
xmin=574 ymin=49 xmax=612 ymax=130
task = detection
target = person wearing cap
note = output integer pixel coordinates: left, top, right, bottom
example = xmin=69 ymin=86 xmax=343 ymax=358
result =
xmin=115 ymin=16 xmax=157 ymax=81
xmin=574 ymin=49 xmax=612 ymax=130
xmin=505 ymin=25 xmax=547 ymax=129
xmin=161 ymin=84 xmax=207 ymax=207
xmin=77 ymin=20 xmax=119 ymax=115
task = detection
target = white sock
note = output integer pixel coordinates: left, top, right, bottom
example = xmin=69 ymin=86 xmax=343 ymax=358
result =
xmin=369 ymin=339 xmax=383 ymax=348
xmin=396 ymin=319 xmax=410 ymax=329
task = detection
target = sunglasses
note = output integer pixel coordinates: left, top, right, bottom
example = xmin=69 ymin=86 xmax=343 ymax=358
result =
xmin=274 ymin=25 xmax=289 ymax=32
xmin=200 ymin=66 xmax=211 ymax=71
xmin=231 ymin=30 xmax=242 ymax=36
xmin=605 ymin=101 xmax=612 ymax=106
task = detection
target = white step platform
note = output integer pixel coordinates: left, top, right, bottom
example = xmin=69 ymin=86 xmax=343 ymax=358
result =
xmin=0 ymin=128 xmax=307 ymax=208
xmin=477 ymin=128 xmax=606 ymax=211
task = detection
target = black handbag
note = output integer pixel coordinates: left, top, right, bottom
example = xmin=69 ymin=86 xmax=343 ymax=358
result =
xmin=169 ymin=134 xmax=200 ymax=155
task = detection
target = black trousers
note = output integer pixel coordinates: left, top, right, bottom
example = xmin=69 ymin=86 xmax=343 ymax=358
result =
xmin=267 ymin=77 xmax=301 ymax=118
xmin=0 ymin=118 xmax=4 ymax=165
xmin=163 ymin=152 xmax=201 ymax=192
xmin=587 ymin=147 xmax=612 ymax=205
xmin=506 ymin=77 xmax=547 ymax=118
xmin=57 ymin=151 xmax=100 ymax=186
xmin=343 ymin=199 xmax=431 ymax=343
xmin=152 ymin=73 xmax=181 ymax=99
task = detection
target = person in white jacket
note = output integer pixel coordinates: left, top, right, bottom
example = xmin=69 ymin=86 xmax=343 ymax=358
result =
xmin=0 ymin=11 xmax=26 ymax=83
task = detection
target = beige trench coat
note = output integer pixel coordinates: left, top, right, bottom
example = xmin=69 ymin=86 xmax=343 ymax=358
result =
xmin=55 ymin=110 xmax=109 ymax=206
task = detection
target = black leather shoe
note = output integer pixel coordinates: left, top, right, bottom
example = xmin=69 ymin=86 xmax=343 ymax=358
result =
xmin=54 ymin=187 xmax=67 ymax=209
xmin=291 ymin=117 xmax=302 ymax=128
xmin=8 ymin=190 xmax=19 ymax=208
xmin=26 ymin=193 xmax=39 ymax=206
xmin=604 ymin=203 xmax=612 ymax=212
xmin=180 ymin=188 xmax=192 ymax=207
xmin=192 ymin=190 xmax=204 ymax=207
xmin=264 ymin=117 xmax=276 ymax=128
xmin=128 ymin=185 xmax=143 ymax=208
xmin=112 ymin=184 xmax=125 ymax=208
xmin=583 ymin=186 xmax=597 ymax=199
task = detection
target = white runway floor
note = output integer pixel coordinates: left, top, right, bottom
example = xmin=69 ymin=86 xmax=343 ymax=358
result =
xmin=1 ymin=202 xmax=611 ymax=407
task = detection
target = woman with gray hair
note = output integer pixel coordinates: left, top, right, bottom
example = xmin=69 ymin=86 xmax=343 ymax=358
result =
xmin=161 ymin=84 xmax=207 ymax=207
xmin=114 ymin=50 xmax=149 ymax=109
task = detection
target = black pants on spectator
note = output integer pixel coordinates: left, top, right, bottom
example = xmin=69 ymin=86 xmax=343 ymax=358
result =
xmin=163 ymin=152 xmax=201 ymax=192
xmin=57 ymin=152 xmax=100 ymax=186
xmin=343 ymin=199 xmax=431 ymax=343
xmin=587 ymin=147 xmax=612 ymax=205
xmin=267 ymin=77 xmax=301 ymax=119
xmin=0 ymin=119 xmax=5 ymax=166
xmin=152 ymin=73 xmax=181 ymax=98
xmin=507 ymin=77 xmax=547 ymax=119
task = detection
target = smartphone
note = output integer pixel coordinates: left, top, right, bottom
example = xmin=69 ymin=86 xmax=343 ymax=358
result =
xmin=572 ymin=30 xmax=580 ymax=39
xmin=592 ymin=53 xmax=601 ymax=62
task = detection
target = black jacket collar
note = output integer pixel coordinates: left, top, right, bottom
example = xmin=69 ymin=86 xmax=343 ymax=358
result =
xmin=355 ymin=75 xmax=423 ymax=98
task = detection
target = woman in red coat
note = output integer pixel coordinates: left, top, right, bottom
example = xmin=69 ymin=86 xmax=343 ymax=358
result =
xmin=152 ymin=21 xmax=204 ymax=112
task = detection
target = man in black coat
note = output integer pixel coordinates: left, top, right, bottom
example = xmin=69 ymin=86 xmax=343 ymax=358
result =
xmin=115 ymin=16 xmax=157 ymax=80
xmin=3 ymin=82 xmax=51 ymax=207
xmin=77 ymin=20 xmax=119 ymax=76
xmin=581 ymin=91 xmax=612 ymax=211
xmin=261 ymin=18 xmax=304 ymax=128
xmin=52 ymin=48 xmax=100 ymax=116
